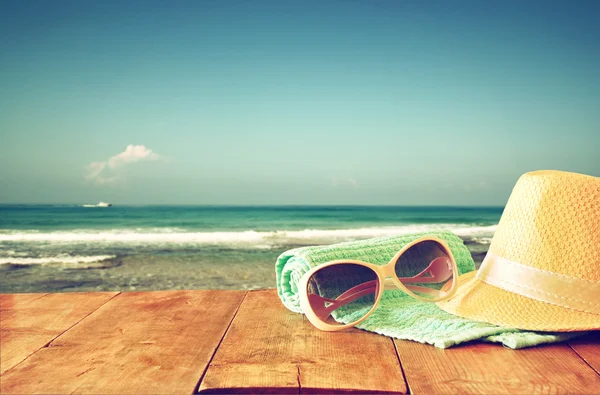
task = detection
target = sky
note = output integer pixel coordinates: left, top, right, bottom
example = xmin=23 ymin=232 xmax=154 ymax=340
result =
xmin=1 ymin=0 xmax=598 ymax=205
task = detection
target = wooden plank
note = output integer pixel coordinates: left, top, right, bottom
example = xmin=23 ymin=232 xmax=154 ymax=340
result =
xmin=0 ymin=290 xmax=246 ymax=395
xmin=198 ymin=289 xmax=406 ymax=394
xmin=0 ymin=293 xmax=48 ymax=310
xmin=1 ymin=292 xmax=117 ymax=375
xmin=395 ymin=339 xmax=600 ymax=395
xmin=569 ymin=332 xmax=600 ymax=375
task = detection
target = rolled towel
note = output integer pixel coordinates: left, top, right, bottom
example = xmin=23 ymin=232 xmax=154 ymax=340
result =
xmin=276 ymin=230 xmax=582 ymax=349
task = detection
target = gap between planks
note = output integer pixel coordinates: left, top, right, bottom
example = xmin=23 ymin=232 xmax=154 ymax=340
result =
xmin=394 ymin=338 xmax=600 ymax=395
xmin=1 ymin=290 xmax=248 ymax=395
xmin=0 ymin=291 xmax=119 ymax=375
xmin=568 ymin=332 xmax=600 ymax=376
xmin=197 ymin=289 xmax=407 ymax=394
xmin=193 ymin=291 xmax=249 ymax=394
xmin=14 ymin=292 xmax=121 ymax=371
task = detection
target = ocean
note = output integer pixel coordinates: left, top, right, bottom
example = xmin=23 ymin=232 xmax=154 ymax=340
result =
xmin=0 ymin=205 xmax=502 ymax=293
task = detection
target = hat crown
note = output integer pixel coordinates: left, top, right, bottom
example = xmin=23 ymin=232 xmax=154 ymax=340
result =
xmin=489 ymin=170 xmax=600 ymax=281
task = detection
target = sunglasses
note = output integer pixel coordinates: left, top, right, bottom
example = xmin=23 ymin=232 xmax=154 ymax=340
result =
xmin=299 ymin=236 xmax=459 ymax=331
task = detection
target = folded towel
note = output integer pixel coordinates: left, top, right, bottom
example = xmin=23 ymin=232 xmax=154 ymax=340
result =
xmin=276 ymin=231 xmax=583 ymax=349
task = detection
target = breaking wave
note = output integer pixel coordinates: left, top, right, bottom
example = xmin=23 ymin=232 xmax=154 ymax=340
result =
xmin=0 ymin=224 xmax=497 ymax=245
xmin=0 ymin=254 xmax=116 ymax=267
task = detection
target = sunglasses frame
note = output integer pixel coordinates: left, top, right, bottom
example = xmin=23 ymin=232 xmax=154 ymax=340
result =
xmin=299 ymin=236 xmax=459 ymax=331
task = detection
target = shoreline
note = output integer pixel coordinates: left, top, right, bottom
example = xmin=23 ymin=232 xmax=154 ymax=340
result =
xmin=0 ymin=236 xmax=487 ymax=294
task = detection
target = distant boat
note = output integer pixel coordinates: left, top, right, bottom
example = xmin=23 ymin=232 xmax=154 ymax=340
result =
xmin=82 ymin=202 xmax=112 ymax=208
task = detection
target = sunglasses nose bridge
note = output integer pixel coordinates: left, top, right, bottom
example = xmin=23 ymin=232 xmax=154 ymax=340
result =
xmin=380 ymin=263 xmax=396 ymax=278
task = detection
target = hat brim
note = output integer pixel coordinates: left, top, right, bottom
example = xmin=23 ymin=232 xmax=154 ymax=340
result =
xmin=437 ymin=271 xmax=600 ymax=331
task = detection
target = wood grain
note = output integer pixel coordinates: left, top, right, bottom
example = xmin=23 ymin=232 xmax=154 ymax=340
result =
xmin=569 ymin=332 xmax=600 ymax=375
xmin=0 ymin=290 xmax=246 ymax=394
xmin=1 ymin=292 xmax=117 ymax=375
xmin=0 ymin=293 xmax=48 ymax=310
xmin=3 ymin=290 xmax=599 ymax=395
xmin=395 ymin=339 xmax=600 ymax=394
xmin=198 ymin=289 xmax=406 ymax=394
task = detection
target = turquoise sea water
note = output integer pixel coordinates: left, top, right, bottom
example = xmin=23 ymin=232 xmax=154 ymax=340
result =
xmin=0 ymin=205 xmax=502 ymax=293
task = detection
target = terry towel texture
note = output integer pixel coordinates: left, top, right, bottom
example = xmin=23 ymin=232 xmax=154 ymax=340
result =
xmin=276 ymin=231 xmax=581 ymax=349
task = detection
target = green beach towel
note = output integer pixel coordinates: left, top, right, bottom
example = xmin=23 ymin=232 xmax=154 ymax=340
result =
xmin=276 ymin=230 xmax=581 ymax=349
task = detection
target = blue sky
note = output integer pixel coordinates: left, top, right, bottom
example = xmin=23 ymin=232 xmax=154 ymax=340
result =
xmin=1 ymin=0 xmax=598 ymax=205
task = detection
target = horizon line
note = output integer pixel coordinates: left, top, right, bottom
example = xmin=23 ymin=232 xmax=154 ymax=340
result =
xmin=0 ymin=203 xmax=506 ymax=209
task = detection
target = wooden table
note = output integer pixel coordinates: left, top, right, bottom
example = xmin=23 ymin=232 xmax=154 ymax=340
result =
xmin=1 ymin=290 xmax=599 ymax=394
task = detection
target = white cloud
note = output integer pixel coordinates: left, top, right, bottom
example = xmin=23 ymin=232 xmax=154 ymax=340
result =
xmin=106 ymin=145 xmax=159 ymax=169
xmin=86 ymin=145 xmax=161 ymax=185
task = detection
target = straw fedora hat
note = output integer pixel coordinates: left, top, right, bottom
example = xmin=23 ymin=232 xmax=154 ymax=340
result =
xmin=437 ymin=170 xmax=600 ymax=331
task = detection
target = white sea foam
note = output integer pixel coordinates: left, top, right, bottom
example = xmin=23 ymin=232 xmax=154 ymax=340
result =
xmin=0 ymin=224 xmax=497 ymax=245
xmin=451 ymin=225 xmax=498 ymax=237
xmin=0 ymin=254 xmax=116 ymax=266
xmin=468 ymin=237 xmax=493 ymax=244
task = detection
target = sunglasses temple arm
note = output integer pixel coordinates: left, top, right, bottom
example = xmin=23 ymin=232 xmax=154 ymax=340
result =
xmin=397 ymin=257 xmax=453 ymax=284
xmin=382 ymin=278 xmax=443 ymax=297
xmin=383 ymin=278 xmax=397 ymax=290
xmin=404 ymin=284 xmax=444 ymax=298
xmin=339 ymin=280 xmax=441 ymax=298
xmin=309 ymin=280 xmax=379 ymax=320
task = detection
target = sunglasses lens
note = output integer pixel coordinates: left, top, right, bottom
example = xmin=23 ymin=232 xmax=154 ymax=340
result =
xmin=394 ymin=240 xmax=455 ymax=300
xmin=306 ymin=263 xmax=379 ymax=326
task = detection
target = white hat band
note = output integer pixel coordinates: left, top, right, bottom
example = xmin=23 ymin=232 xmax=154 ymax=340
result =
xmin=476 ymin=253 xmax=600 ymax=315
